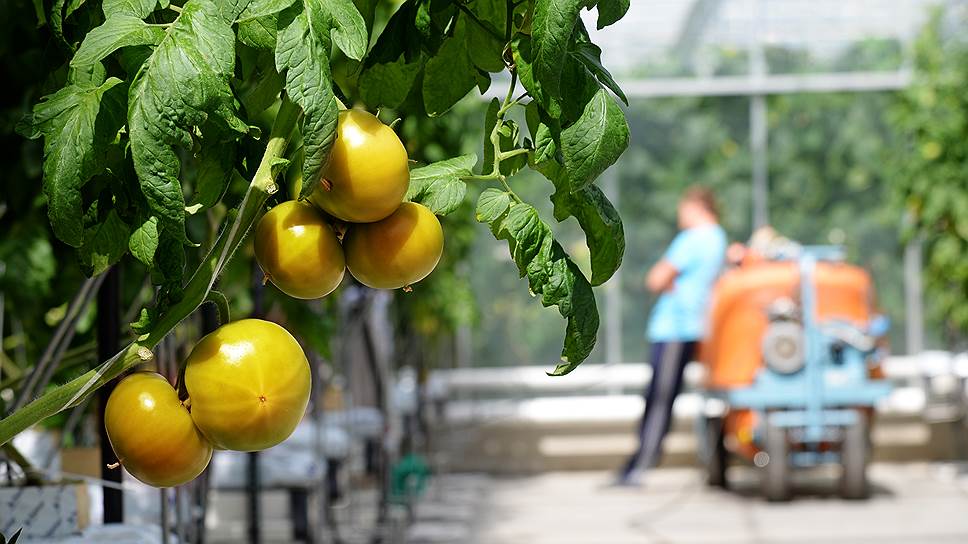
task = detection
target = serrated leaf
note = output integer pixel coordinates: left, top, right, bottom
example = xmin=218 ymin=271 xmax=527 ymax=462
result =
xmin=359 ymin=54 xmax=424 ymax=109
xmin=406 ymin=154 xmax=476 ymax=215
xmin=238 ymin=0 xmax=297 ymax=20
xmin=560 ymin=88 xmax=628 ymax=191
xmin=103 ymin=0 xmax=157 ymax=18
xmin=423 ymin=26 xmax=477 ymax=116
xmin=276 ymin=2 xmax=339 ymax=199
xmin=531 ymin=0 xmax=582 ymax=97
xmin=513 ymin=34 xmax=600 ymax=123
xmin=481 ymin=200 xmax=599 ymax=371
xmin=320 ymin=0 xmax=367 ymax=60
xmin=128 ymin=0 xmax=246 ymax=242
xmin=366 ymin=0 xmax=426 ymax=65
xmin=186 ymin=124 xmax=236 ymax=213
xmin=572 ymin=41 xmax=627 ymax=104
xmin=129 ymin=216 xmax=159 ymax=265
xmin=482 ymin=98 xmax=499 ymax=173
xmin=550 ymin=174 xmax=624 ymax=285
xmin=463 ymin=0 xmax=505 ymax=72
xmin=238 ymin=14 xmax=279 ymax=49
xmin=16 ymin=78 xmax=126 ymax=248
xmin=79 ymin=210 xmax=131 ymax=276
xmin=591 ymin=0 xmax=628 ymax=29
xmin=475 ymin=188 xmax=511 ymax=223
xmin=71 ymin=15 xmax=167 ymax=76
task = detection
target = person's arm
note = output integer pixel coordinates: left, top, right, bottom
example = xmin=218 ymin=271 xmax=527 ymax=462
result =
xmin=645 ymin=260 xmax=678 ymax=293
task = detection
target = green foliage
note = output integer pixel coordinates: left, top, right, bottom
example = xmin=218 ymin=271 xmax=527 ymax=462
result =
xmin=406 ymin=154 xmax=476 ymax=215
xmin=891 ymin=8 xmax=968 ymax=340
xmin=0 ymin=0 xmax=632 ymax=444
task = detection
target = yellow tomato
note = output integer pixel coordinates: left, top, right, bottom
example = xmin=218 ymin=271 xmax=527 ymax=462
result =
xmin=105 ymin=372 xmax=212 ymax=488
xmin=343 ymin=202 xmax=444 ymax=289
xmin=309 ymin=109 xmax=409 ymax=223
xmin=184 ymin=319 xmax=311 ymax=451
xmin=254 ymin=201 xmax=345 ymax=299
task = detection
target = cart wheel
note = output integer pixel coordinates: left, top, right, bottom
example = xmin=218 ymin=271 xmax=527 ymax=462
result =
xmin=704 ymin=416 xmax=728 ymax=488
xmin=840 ymin=415 xmax=869 ymax=500
xmin=763 ymin=421 xmax=790 ymax=501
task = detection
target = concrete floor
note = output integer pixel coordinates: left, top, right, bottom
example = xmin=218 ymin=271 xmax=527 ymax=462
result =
xmin=458 ymin=463 xmax=968 ymax=544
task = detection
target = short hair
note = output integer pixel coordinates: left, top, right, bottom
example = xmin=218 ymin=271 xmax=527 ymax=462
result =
xmin=682 ymin=186 xmax=719 ymax=219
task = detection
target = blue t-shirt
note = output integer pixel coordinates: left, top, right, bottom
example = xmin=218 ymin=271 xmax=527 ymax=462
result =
xmin=647 ymin=224 xmax=726 ymax=342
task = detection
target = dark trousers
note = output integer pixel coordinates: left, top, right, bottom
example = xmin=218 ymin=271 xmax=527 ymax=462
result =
xmin=621 ymin=340 xmax=698 ymax=478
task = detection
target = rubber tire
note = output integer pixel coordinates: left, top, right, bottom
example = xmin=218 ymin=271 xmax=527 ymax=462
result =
xmin=840 ymin=415 xmax=870 ymax=500
xmin=704 ymin=416 xmax=728 ymax=488
xmin=763 ymin=421 xmax=791 ymax=502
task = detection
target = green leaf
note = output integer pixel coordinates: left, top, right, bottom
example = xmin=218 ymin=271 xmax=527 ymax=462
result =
xmin=359 ymin=54 xmax=424 ymax=109
xmin=572 ymin=41 xmax=628 ymax=105
xmin=481 ymin=98 xmax=499 ymax=173
xmin=238 ymin=14 xmax=279 ymax=49
xmin=406 ymin=154 xmax=476 ymax=215
xmin=130 ymin=307 xmax=156 ymax=334
xmin=320 ymin=0 xmax=368 ymax=61
xmin=514 ymin=33 xmax=601 ymax=123
xmin=50 ymin=0 xmax=69 ymax=49
xmin=103 ymin=0 xmax=157 ymax=18
xmin=560 ymin=88 xmax=629 ymax=191
xmin=475 ymin=188 xmax=511 ymax=223
xmin=422 ymin=28 xmax=477 ymax=115
xmin=71 ymin=15 xmax=167 ymax=75
xmin=549 ymin=172 xmax=624 ymax=285
xmin=129 ymin=216 xmax=160 ymax=265
xmin=16 ymin=78 xmax=126 ymax=248
xmin=66 ymin=0 xmax=89 ymax=19
xmin=591 ymin=0 xmax=628 ymax=29
xmin=481 ymin=199 xmax=599 ymax=371
xmin=276 ymin=2 xmax=339 ymax=199
xmin=128 ymin=0 xmax=245 ymax=242
xmin=238 ymin=0 xmax=297 ymax=20
xmin=531 ymin=0 xmax=582 ymax=97
xmin=463 ymin=0 xmax=505 ymax=72
xmin=79 ymin=210 xmax=131 ymax=276
xmin=186 ymin=124 xmax=236 ymax=213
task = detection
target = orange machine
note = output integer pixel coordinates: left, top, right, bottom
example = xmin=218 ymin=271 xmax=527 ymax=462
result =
xmin=704 ymin=260 xmax=875 ymax=389
xmin=698 ymin=248 xmax=890 ymax=500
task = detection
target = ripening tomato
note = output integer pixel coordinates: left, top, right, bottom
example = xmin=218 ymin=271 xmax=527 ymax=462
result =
xmin=343 ymin=202 xmax=444 ymax=289
xmin=184 ymin=319 xmax=311 ymax=452
xmin=105 ymin=372 xmax=212 ymax=488
xmin=254 ymin=200 xmax=345 ymax=299
xmin=309 ymin=109 xmax=409 ymax=223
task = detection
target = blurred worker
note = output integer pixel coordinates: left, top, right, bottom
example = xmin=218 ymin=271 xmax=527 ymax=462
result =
xmin=617 ymin=186 xmax=727 ymax=485
xmin=726 ymin=225 xmax=802 ymax=266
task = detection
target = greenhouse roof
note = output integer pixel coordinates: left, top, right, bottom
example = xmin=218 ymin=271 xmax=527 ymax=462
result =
xmin=585 ymin=0 xmax=947 ymax=79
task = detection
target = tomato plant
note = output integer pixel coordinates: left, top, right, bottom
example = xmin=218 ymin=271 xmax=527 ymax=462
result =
xmin=1 ymin=0 xmax=631 ymax=449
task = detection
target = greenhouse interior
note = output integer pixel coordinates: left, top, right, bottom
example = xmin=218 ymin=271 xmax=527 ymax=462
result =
xmin=1 ymin=0 xmax=967 ymax=542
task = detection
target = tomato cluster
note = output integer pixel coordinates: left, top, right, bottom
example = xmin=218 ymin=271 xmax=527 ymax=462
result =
xmin=103 ymin=111 xmax=442 ymax=488
xmin=105 ymin=319 xmax=311 ymax=487
xmin=257 ymin=109 xmax=444 ymax=296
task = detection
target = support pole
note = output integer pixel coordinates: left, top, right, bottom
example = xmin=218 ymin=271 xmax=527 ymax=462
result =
xmin=904 ymin=237 xmax=925 ymax=354
xmin=97 ymin=267 xmax=123 ymax=523
xmin=247 ymin=265 xmax=264 ymax=544
xmin=601 ymin=167 xmax=623 ymax=395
